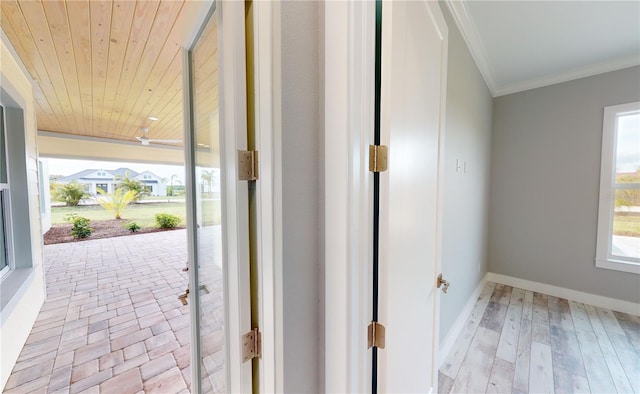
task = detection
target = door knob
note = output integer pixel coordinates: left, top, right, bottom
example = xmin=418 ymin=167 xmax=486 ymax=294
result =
xmin=437 ymin=274 xmax=450 ymax=293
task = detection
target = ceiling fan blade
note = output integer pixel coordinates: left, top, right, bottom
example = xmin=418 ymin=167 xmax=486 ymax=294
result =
xmin=136 ymin=136 xmax=150 ymax=145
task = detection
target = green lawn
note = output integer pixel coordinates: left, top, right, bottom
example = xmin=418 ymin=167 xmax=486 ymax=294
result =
xmin=142 ymin=196 xmax=185 ymax=202
xmin=52 ymin=203 xmax=186 ymax=228
xmin=613 ymin=213 xmax=640 ymax=237
xmin=51 ymin=200 xmax=221 ymax=228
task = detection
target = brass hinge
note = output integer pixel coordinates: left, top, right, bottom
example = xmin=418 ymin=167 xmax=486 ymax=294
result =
xmin=238 ymin=150 xmax=259 ymax=181
xmin=369 ymin=145 xmax=388 ymax=172
xmin=367 ymin=321 xmax=386 ymax=349
xmin=241 ymin=328 xmax=262 ymax=362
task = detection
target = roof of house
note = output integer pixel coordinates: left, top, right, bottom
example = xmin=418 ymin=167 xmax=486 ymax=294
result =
xmin=59 ymin=168 xmax=157 ymax=183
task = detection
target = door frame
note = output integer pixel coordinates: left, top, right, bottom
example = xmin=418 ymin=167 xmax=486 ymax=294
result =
xmin=182 ymin=1 xmax=282 ymax=392
xmin=324 ymin=1 xmax=448 ymax=391
xmin=324 ymin=2 xmax=375 ymax=392
xmin=251 ymin=1 xmax=284 ymax=392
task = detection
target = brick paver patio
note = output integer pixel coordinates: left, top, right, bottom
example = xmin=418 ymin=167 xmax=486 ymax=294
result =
xmin=3 ymin=229 xmax=205 ymax=394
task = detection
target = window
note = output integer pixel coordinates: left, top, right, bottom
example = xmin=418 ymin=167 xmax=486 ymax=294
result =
xmin=96 ymin=183 xmax=108 ymax=193
xmin=0 ymin=106 xmax=12 ymax=278
xmin=596 ymin=102 xmax=640 ymax=273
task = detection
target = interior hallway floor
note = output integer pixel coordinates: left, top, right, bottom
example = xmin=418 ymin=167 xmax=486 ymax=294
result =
xmin=439 ymin=282 xmax=640 ymax=393
xmin=2 ymin=229 xmax=222 ymax=394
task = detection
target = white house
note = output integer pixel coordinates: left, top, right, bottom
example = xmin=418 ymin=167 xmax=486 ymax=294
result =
xmin=57 ymin=167 xmax=167 ymax=197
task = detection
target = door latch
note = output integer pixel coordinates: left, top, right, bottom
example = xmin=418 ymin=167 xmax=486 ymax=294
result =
xmin=437 ymin=274 xmax=450 ymax=293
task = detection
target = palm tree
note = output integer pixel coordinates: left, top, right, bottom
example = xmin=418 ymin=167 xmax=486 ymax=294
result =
xmin=201 ymin=170 xmax=214 ymax=193
xmin=96 ymin=188 xmax=137 ymax=219
xmin=167 ymin=174 xmax=182 ymax=196
xmin=114 ymin=171 xmax=148 ymax=203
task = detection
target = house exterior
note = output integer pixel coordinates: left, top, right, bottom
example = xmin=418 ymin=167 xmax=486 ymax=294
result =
xmin=57 ymin=168 xmax=167 ymax=197
xmin=1 ymin=33 xmax=46 ymax=389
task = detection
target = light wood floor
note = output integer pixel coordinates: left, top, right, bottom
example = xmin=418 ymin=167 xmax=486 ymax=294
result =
xmin=439 ymin=282 xmax=640 ymax=393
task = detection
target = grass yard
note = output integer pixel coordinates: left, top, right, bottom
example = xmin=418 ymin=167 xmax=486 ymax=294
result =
xmin=52 ymin=202 xmax=186 ymax=228
xmin=51 ymin=200 xmax=221 ymax=228
xmin=613 ymin=213 xmax=640 ymax=237
xmin=142 ymin=196 xmax=185 ymax=202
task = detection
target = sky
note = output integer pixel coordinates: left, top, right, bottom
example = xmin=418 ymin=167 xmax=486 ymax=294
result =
xmin=45 ymin=158 xmax=186 ymax=183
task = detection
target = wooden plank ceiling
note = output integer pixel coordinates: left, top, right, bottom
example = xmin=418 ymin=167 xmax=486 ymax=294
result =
xmin=0 ymin=0 xmax=209 ymax=146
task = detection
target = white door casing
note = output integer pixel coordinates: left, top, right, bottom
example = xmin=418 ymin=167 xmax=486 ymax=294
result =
xmin=250 ymin=0 xmax=285 ymax=392
xmin=324 ymin=1 xmax=376 ymax=392
xmin=378 ymin=1 xmax=448 ymax=392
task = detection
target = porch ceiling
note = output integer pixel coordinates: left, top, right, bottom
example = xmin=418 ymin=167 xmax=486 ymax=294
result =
xmin=0 ymin=0 xmax=213 ymax=147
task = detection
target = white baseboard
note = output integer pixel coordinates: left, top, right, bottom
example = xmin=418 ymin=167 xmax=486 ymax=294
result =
xmin=438 ymin=273 xmax=489 ymax=367
xmin=486 ymin=272 xmax=640 ymax=316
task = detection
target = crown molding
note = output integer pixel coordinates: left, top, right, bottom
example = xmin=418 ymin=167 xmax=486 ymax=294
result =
xmin=444 ymin=1 xmax=640 ymax=98
xmin=494 ymin=55 xmax=640 ymax=97
xmin=444 ymin=0 xmax=497 ymax=96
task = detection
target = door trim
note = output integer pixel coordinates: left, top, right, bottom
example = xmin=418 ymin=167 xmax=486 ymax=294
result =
xmin=324 ymin=2 xmax=376 ymax=392
xmin=251 ymin=1 xmax=284 ymax=392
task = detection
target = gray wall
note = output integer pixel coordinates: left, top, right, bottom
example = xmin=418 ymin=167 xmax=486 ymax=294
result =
xmin=280 ymin=1 xmax=321 ymax=391
xmin=489 ymin=66 xmax=640 ymax=303
xmin=438 ymin=4 xmax=494 ymax=342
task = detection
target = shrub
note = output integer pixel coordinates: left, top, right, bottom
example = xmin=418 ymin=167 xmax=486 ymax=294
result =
xmin=67 ymin=215 xmax=92 ymax=239
xmin=53 ymin=181 xmax=90 ymax=206
xmin=155 ymin=213 xmax=181 ymax=229
xmin=125 ymin=222 xmax=141 ymax=232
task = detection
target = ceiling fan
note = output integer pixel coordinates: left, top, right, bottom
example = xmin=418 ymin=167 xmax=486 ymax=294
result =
xmin=135 ymin=127 xmax=182 ymax=146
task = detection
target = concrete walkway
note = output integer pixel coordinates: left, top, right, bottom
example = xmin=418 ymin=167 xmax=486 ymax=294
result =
xmin=3 ymin=230 xmax=209 ymax=394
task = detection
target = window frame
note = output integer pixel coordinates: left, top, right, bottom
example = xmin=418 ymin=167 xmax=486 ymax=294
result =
xmin=96 ymin=183 xmax=108 ymax=193
xmin=595 ymin=101 xmax=640 ymax=274
xmin=0 ymin=186 xmax=13 ymax=280
xmin=0 ymin=105 xmax=13 ymax=281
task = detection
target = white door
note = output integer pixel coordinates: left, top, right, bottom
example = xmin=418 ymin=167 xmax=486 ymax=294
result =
xmin=183 ymin=2 xmax=253 ymax=393
xmin=378 ymin=1 xmax=448 ymax=392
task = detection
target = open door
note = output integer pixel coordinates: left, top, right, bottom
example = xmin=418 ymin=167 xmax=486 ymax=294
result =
xmin=377 ymin=1 xmax=448 ymax=392
xmin=183 ymin=2 xmax=253 ymax=392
